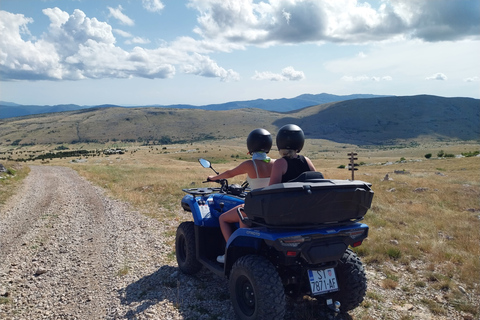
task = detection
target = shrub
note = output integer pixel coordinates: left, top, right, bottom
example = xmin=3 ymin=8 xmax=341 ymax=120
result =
xmin=461 ymin=150 xmax=479 ymax=157
xmin=425 ymin=153 xmax=432 ymax=159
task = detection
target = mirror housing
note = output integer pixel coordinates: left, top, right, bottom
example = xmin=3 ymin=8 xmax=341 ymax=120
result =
xmin=198 ymin=158 xmax=211 ymax=168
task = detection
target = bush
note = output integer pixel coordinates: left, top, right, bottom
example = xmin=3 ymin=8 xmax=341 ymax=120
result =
xmin=425 ymin=153 xmax=432 ymax=159
xmin=461 ymin=151 xmax=479 ymax=157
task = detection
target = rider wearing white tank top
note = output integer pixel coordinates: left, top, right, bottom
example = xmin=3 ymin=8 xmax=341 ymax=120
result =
xmin=247 ymin=159 xmax=271 ymax=189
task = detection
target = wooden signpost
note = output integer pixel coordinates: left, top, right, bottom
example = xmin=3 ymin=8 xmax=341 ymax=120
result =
xmin=347 ymin=152 xmax=358 ymax=180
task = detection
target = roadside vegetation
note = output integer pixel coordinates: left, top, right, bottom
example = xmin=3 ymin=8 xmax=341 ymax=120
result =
xmin=0 ymin=161 xmax=30 ymax=207
xmin=1 ymin=139 xmax=479 ymax=319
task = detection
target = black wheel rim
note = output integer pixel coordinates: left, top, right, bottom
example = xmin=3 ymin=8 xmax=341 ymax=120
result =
xmin=235 ymin=275 xmax=255 ymax=316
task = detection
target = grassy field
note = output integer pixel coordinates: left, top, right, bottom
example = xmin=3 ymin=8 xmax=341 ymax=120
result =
xmin=1 ymin=139 xmax=479 ymax=318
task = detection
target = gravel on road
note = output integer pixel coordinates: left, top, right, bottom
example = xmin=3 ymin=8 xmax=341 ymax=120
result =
xmin=0 ymin=165 xmax=234 ymax=320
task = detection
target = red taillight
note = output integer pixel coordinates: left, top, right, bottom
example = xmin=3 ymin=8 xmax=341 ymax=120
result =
xmin=352 ymin=241 xmax=363 ymax=247
xmin=286 ymin=251 xmax=298 ymax=257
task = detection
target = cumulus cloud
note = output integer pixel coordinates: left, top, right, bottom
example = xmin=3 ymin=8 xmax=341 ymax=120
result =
xmin=252 ymin=66 xmax=305 ymax=81
xmin=281 ymin=66 xmax=305 ymax=81
xmin=426 ymin=73 xmax=447 ymax=81
xmin=181 ymin=53 xmax=239 ymax=81
xmin=189 ymin=0 xmax=480 ymax=45
xmin=2 ymin=1 xmax=479 ymax=83
xmin=0 ymin=8 xmax=237 ymax=82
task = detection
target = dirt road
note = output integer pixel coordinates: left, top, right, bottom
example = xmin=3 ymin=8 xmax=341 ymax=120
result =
xmin=0 ymin=166 xmax=233 ymax=319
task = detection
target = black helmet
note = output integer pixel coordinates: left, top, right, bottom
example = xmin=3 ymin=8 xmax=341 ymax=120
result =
xmin=247 ymin=128 xmax=272 ymax=154
xmin=276 ymin=124 xmax=305 ymax=152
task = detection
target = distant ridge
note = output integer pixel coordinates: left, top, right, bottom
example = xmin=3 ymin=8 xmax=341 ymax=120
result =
xmin=0 ymin=93 xmax=389 ymax=119
xmin=0 ymin=95 xmax=478 ymax=146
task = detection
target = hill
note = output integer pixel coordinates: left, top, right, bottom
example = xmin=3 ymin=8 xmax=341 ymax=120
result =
xmin=0 ymin=95 xmax=478 ymax=146
xmin=0 ymin=93 xmax=387 ymax=119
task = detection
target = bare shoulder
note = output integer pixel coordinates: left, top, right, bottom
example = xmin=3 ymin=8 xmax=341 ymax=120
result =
xmin=304 ymin=156 xmax=316 ymax=171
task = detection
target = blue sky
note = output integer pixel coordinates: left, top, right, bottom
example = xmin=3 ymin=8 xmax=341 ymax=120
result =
xmin=0 ymin=0 xmax=479 ymax=106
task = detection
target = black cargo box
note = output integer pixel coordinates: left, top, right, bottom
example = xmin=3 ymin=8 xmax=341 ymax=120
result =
xmin=244 ymin=177 xmax=373 ymax=226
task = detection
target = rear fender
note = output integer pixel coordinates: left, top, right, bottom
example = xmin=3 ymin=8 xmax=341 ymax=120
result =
xmin=224 ymin=223 xmax=368 ymax=273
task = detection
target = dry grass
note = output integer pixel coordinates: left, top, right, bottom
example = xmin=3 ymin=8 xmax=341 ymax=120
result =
xmin=0 ymin=161 xmax=30 ymax=208
xmin=2 ymin=139 xmax=479 ymax=317
xmin=51 ymin=141 xmax=479 ymax=293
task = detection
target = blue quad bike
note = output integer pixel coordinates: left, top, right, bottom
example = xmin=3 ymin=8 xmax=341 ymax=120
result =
xmin=175 ymin=159 xmax=374 ymax=320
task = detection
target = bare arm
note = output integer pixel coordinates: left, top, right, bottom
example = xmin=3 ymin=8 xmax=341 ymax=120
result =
xmin=268 ymin=158 xmax=287 ymax=185
xmin=208 ymin=161 xmax=250 ymax=181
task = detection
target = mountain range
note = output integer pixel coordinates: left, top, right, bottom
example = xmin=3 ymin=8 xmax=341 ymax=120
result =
xmin=0 ymin=94 xmax=478 ymax=146
xmin=0 ymin=93 xmax=387 ymax=119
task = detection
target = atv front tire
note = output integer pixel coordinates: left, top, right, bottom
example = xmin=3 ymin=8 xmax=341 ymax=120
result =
xmin=175 ymin=221 xmax=202 ymax=275
xmin=229 ymin=255 xmax=285 ymax=320
xmin=330 ymin=248 xmax=367 ymax=311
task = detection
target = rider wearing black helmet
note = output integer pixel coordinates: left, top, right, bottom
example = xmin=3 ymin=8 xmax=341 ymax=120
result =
xmin=208 ymin=128 xmax=273 ymax=190
xmin=208 ymin=128 xmax=275 ymax=263
xmin=269 ymin=124 xmax=316 ymax=184
xmin=247 ymin=128 xmax=272 ymax=153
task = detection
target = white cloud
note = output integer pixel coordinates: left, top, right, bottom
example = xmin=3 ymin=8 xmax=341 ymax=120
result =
xmin=0 ymin=8 xmax=239 ymax=82
xmin=113 ymin=29 xmax=132 ymax=38
xmin=252 ymin=71 xmax=285 ymax=81
xmin=126 ymin=37 xmax=151 ymax=45
xmin=464 ymin=76 xmax=479 ymax=82
xmin=281 ymin=66 xmax=305 ymax=81
xmin=142 ymin=0 xmax=165 ymax=13
xmin=182 ymin=53 xmax=240 ymax=82
xmin=108 ymin=5 xmax=134 ymax=26
xmin=426 ymin=73 xmax=447 ymax=81
xmin=252 ymin=66 xmax=305 ymax=81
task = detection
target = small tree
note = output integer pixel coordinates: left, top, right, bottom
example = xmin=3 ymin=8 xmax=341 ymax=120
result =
xmin=424 ymin=153 xmax=432 ymax=159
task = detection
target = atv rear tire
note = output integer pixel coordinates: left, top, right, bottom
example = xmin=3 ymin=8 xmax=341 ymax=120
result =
xmin=330 ymin=248 xmax=367 ymax=311
xmin=175 ymin=221 xmax=202 ymax=275
xmin=229 ymin=255 xmax=285 ymax=320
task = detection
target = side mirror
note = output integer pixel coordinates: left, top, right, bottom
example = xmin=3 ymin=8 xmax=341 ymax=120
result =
xmin=198 ymin=158 xmax=211 ymax=168
xmin=198 ymin=158 xmax=219 ymax=174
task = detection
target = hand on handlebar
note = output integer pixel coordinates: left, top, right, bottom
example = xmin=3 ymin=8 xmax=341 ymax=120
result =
xmin=206 ymin=177 xmax=227 ymax=186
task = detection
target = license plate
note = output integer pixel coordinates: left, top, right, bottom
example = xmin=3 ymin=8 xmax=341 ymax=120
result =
xmin=308 ymin=268 xmax=339 ymax=295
